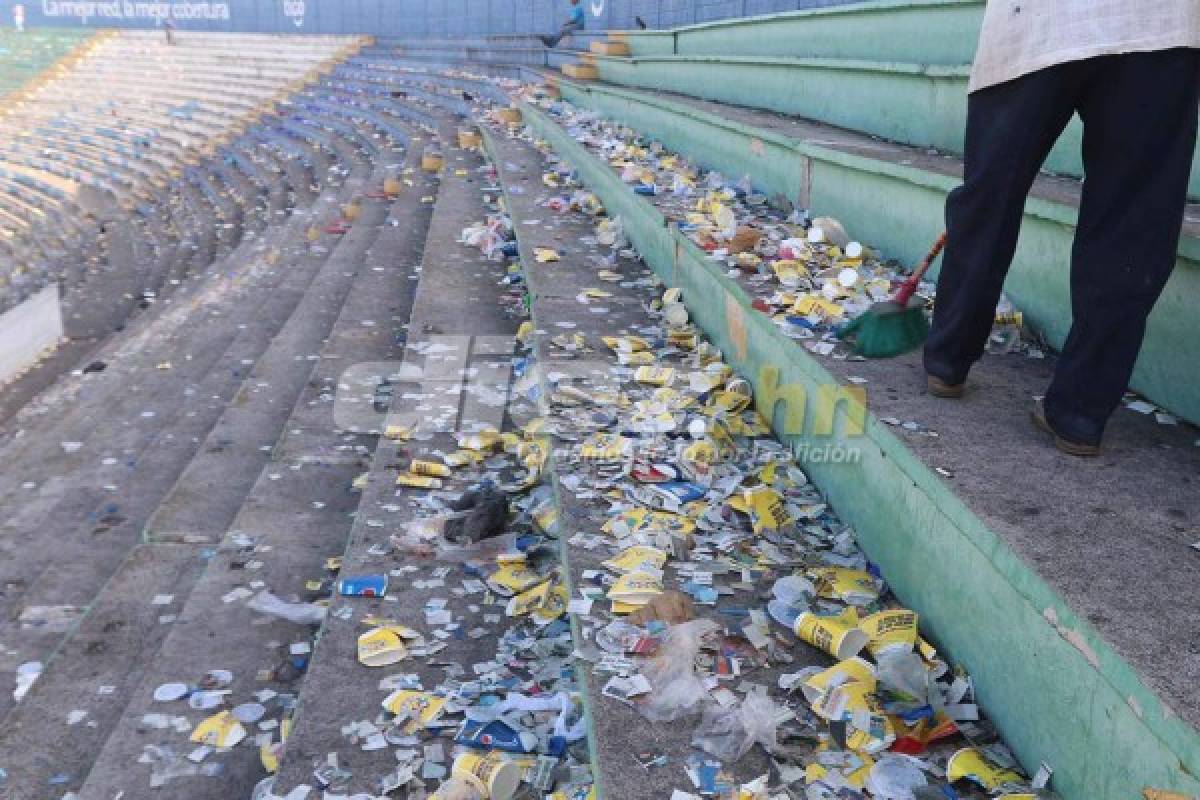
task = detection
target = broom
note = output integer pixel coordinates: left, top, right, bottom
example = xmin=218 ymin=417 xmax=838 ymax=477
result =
xmin=837 ymin=231 xmax=947 ymax=358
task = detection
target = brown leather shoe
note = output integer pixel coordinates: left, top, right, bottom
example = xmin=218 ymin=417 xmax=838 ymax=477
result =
xmin=1031 ymin=399 xmax=1100 ymax=457
xmin=927 ymin=374 xmax=965 ymax=398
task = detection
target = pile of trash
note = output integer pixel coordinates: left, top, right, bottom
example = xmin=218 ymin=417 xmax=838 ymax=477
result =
xmin=531 ymin=98 xmax=1034 ymax=362
xmin=503 ymin=120 xmax=1055 ymax=799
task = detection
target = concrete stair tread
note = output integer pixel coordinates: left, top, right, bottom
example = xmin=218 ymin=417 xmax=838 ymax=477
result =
xmin=144 ymin=135 xmax=396 ymax=543
xmin=0 ymin=184 xmax=346 ymax=720
xmin=0 ymin=544 xmax=210 ymax=800
xmin=271 ymin=119 xmax=526 ymax=797
xmin=72 ymin=115 xmax=438 ymax=800
xmin=554 ymin=73 xmax=1200 ymax=239
xmin=485 ymin=118 xmax=784 ymax=800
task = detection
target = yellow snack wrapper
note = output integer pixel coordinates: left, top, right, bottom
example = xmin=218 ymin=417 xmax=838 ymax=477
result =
xmin=533 ymin=504 xmax=560 ymax=535
xmin=580 ymin=432 xmax=633 ymax=462
xmin=607 ymin=571 xmax=663 ymax=607
xmin=457 ymin=428 xmax=501 ymax=452
xmin=396 ymin=473 xmax=442 ymax=490
xmin=531 ymin=584 xmax=569 ymax=625
xmin=603 ymin=545 xmax=667 ymax=574
xmin=809 ymin=567 xmax=881 ymax=606
xmin=793 ymin=294 xmax=846 ymax=319
xmin=801 ymin=656 xmax=877 ymax=713
xmin=634 ymin=366 xmax=676 ymax=386
xmin=381 ymin=691 xmax=447 ymax=734
xmin=384 ymin=423 xmax=414 ymax=441
xmin=706 ymin=390 xmax=753 ymax=415
xmin=616 ymin=349 xmax=656 ymax=366
xmin=259 ymin=717 xmax=290 ymax=773
xmin=191 ymin=711 xmax=247 ymax=748
xmin=506 ymin=580 xmax=552 ymax=617
xmin=741 ymin=484 xmax=792 ymax=533
xmin=357 ymin=626 xmax=410 ymax=667
xmin=444 ymin=449 xmax=482 ymax=468
xmin=602 ymin=335 xmax=651 ymax=352
xmin=602 ymin=507 xmax=695 ymax=538
xmin=408 ymin=459 xmax=451 ymax=478
xmin=946 ymin=747 xmax=1025 ymax=791
xmin=488 ymin=562 xmax=544 ymax=596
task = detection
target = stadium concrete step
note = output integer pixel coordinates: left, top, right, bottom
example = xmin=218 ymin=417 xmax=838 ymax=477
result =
xmin=598 ymin=1 xmax=1198 ymax=200
xmin=0 ymin=129 xmax=362 ymax=725
xmin=142 ymin=128 xmax=393 ymax=544
xmin=482 ymin=113 xmax=790 ymax=798
xmin=70 ymin=110 xmax=440 ymax=800
xmin=0 ymin=543 xmax=211 ymax=798
xmin=512 ymin=98 xmax=1200 ymax=799
xmin=268 ymin=115 xmax=529 ymax=798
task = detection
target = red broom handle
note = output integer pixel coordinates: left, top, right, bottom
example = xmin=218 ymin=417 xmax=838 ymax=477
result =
xmin=892 ymin=231 xmax=947 ymax=306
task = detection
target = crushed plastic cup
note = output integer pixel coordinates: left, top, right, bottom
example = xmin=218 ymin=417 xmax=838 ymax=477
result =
xmin=800 ymin=656 xmax=876 ymax=712
xmin=451 ymin=751 xmax=521 ymax=800
xmin=860 ymin=609 xmax=919 ymax=656
xmin=946 ymin=747 xmax=1025 ymax=791
xmin=794 ymin=608 xmax=869 ymax=660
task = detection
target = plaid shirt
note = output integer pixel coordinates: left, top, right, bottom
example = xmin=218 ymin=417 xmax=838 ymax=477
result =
xmin=969 ymin=0 xmax=1200 ymax=92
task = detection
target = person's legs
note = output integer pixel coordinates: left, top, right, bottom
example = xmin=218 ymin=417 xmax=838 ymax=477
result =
xmin=1043 ymin=48 xmax=1200 ymax=445
xmin=541 ymin=21 xmax=582 ymax=48
xmin=924 ymin=67 xmax=1081 ymax=385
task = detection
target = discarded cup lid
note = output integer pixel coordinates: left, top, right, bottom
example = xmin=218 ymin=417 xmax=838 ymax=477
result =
xmin=233 ymin=702 xmax=267 ymax=724
xmin=188 ymin=690 xmax=228 ymax=710
xmin=153 ymin=682 xmax=190 ymax=702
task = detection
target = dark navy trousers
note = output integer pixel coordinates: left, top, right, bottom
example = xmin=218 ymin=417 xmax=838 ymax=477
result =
xmin=925 ymin=48 xmax=1200 ymax=444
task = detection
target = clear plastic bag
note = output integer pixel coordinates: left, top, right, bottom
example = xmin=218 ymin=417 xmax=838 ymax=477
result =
xmin=865 ymin=754 xmax=929 ymax=799
xmin=690 ymin=690 xmax=782 ymax=762
xmin=246 ymin=591 xmax=326 ymax=625
xmin=391 ymin=514 xmax=517 ymax=562
xmin=142 ymin=744 xmax=198 ymax=788
xmin=638 ymin=618 xmax=719 ymax=722
xmin=875 ymin=649 xmax=931 ymax=709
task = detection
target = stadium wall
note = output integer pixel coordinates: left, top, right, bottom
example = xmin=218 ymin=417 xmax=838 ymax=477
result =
xmin=0 ymin=0 xmax=858 ymax=35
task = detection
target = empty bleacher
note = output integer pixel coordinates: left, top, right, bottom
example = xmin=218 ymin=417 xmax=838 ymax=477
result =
xmin=0 ymin=9 xmax=1197 ymax=800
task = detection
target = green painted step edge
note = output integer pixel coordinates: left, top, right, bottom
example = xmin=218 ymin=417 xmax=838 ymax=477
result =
xmin=622 ymin=0 xmax=982 ymax=64
xmin=521 ymin=100 xmax=1200 ymax=800
xmin=477 ymin=122 xmax=610 ymax=800
xmin=586 ymin=54 xmax=1200 ymax=203
xmin=547 ymin=75 xmax=1200 ymax=428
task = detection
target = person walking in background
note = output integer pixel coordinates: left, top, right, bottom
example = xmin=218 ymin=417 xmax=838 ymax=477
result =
xmin=13 ymin=4 xmax=25 ymax=33
xmin=923 ymin=2 xmax=1200 ymax=456
xmin=164 ymin=12 xmax=177 ymax=45
xmin=540 ymin=0 xmax=585 ymax=48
